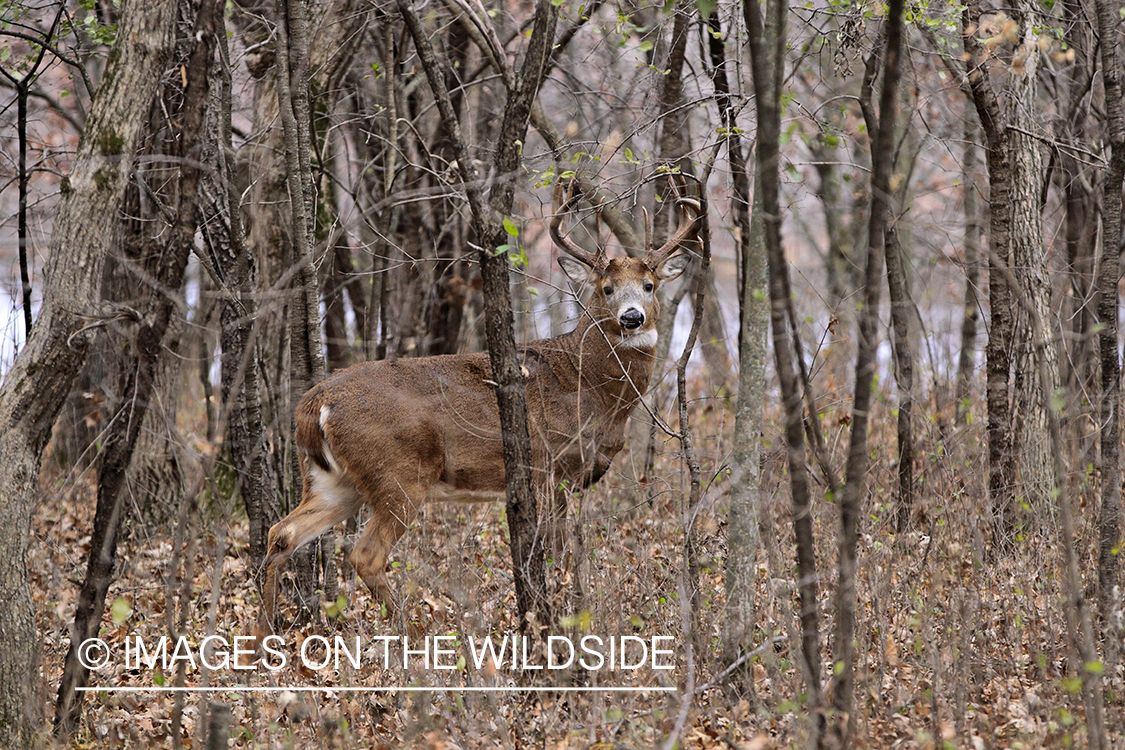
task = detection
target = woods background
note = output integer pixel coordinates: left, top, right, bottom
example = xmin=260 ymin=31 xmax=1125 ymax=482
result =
xmin=0 ymin=0 xmax=1124 ymax=746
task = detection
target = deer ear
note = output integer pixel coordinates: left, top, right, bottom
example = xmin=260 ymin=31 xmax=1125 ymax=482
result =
xmin=558 ymin=256 xmax=594 ymax=286
xmin=657 ymin=252 xmax=690 ymax=282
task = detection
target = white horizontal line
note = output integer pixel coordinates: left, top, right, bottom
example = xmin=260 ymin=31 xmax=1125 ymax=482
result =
xmin=77 ymin=686 xmax=676 ymax=693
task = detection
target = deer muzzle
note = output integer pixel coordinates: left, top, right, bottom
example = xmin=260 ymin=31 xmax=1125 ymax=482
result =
xmin=619 ymin=308 xmax=645 ymax=330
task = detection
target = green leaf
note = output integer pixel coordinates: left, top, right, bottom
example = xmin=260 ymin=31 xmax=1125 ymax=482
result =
xmin=696 ymin=0 xmax=717 ymax=18
xmin=324 ymin=593 xmax=349 ymax=619
xmin=111 ymin=597 xmax=132 ymax=625
xmin=503 ymin=217 xmax=519 ymax=237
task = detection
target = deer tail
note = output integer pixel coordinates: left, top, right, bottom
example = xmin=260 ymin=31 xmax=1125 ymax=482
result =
xmin=296 ymin=396 xmax=333 ymax=473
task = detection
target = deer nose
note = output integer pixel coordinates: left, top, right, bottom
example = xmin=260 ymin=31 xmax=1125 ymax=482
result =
xmin=620 ymin=309 xmax=645 ymax=330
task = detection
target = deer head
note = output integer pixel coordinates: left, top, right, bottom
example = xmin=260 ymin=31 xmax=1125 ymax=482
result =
xmin=550 ymin=177 xmax=700 ymax=349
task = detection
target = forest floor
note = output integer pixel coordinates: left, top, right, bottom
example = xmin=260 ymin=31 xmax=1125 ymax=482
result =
xmin=26 ymin=372 xmax=1125 ymax=749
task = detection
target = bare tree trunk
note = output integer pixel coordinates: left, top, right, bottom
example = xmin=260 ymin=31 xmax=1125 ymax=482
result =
xmin=709 ymin=5 xmax=763 ymax=683
xmin=1059 ymin=0 xmax=1095 ymax=406
xmin=856 ymin=46 xmax=915 ymax=532
xmin=956 ymin=117 xmax=980 ymax=427
xmin=55 ymin=0 xmax=217 ymax=733
xmin=199 ymin=9 xmax=269 ymax=570
xmin=0 ymin=2 xmax=176 ymax=742
xmin=1095 ymin=0 xmax=1124 ymax=670
xmin=963 ymin=0 xmax=1017 ymax=553
xmin=628 ymin=0 xmax=695 ymax=488
xmin=127 ymin=312 xmax=190 ymax=530
xmin=234 ymin=0 xmax=362 ymax=619
xmin=275 ymin=0 xmax=337 ymax=622
xmin=829 ymin=0 xmax=903 ymax=742
xmin=362 ymin=20 xmax=400 ymax=362
xmin=276 ymin=0 xmax=324 ymax=408
xmin=1001 ymin=259 xmax=1107 ymax=749
xmin=1007 ymin=0 xmax=1058 ymax=508
xmin=885 ymin=226 xmax=915 ymax=531
xmin=812 ymin=140 xmax=852 ymax=314
xmin=744 ymin=0 xmax=823 ymax=740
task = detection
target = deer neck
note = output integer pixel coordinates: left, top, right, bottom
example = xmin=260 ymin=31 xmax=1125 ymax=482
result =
xmin=551 ymin=312 xmax=657 ymax=412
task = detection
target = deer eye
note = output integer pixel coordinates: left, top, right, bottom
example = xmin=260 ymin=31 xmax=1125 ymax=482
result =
xmin=602 ymin=286 xmax=614 ymax=296
xmin=644 ymin=281 xmax=654 ymax=293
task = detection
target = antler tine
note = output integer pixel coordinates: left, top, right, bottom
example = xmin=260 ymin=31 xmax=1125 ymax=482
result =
xmin=645 ymin=174 xmax=702 ymax=267
xmin=641 ymin=207 xmax=653 ymax=256
xmin=551 ymin=178 xmax=608 ymax=271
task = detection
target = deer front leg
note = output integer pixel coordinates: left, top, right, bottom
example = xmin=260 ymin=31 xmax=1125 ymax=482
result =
xmin=254 ymin=472 xmax=361 ymax=648
xmin=254 ymin=528 xmax=294 ymax=648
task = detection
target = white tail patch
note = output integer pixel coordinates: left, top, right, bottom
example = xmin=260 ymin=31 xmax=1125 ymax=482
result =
xmin=317 ymin=405 xmax=345 ymax=476
xmin=309 ymin=453 xmax=356 ymax=508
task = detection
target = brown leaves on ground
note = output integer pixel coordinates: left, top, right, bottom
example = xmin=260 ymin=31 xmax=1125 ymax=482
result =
xmin=28 ymin=381 xmax=1125 ymax=748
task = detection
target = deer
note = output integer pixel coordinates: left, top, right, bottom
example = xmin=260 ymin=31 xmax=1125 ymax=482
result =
xmin=255 ymin=180 xmax=702 ymax=642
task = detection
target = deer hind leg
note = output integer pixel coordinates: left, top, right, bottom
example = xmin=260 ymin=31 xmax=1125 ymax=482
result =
xmin=349 ymin=486 xmax=422 ymax=615
xmin=256 ymin=463 xmax=362 ymax=643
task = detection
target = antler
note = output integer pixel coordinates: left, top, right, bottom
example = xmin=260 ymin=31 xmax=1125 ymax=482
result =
xmin=551 ymin=179 xmax=608 ymax=272
xmin=644 ymin=174 xmax=702 ymax=269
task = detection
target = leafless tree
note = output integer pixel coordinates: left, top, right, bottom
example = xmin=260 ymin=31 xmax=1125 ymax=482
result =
xmin=0 ymin=1 xmax=178 ymax=741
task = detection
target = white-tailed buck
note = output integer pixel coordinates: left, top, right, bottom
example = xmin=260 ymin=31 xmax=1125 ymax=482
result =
xmin=256 ymin=180 xmax=702 ymax=639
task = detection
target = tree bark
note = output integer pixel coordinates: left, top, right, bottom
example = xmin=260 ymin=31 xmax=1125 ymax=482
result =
xmin=1058 ymin=0 xmax=1095 ymax=402
xmin=1007 ymin=0 xmax=1058 ymax=508
xmin=744 ymin=0 xmax=823 ymax=737
xmin=275 ymin=0 xmax=335 ymax=621
xmin=0 ymin=1 xmax=176 ymax=742
xmin=963 ymin=0 xmax=1017 ymax=553
xmin=710 ymin=5 xmax=764 ymax=683
xmin=198 ymin=7 xmax=269 ymax=570
xmin=830 ymin=0 xmax=903 ymax=742
xmin=956 ymin=117 xmax=981 ymax=427
xmin=856 ymin=44 xmax=915 ymax=532
xmin=232 ymin=0 xmax=362 ymax=615
xmin=1095 ymin=0 xmax=1124 ymax=669
xmin=885 ymin=226 xmax=915 ymax=531
xmin=55 ymin=0 xmax=217 ymax=733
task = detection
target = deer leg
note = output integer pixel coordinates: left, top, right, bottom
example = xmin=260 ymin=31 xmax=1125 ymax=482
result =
xmin=255 ymin=467 xmax=361 ymax=644
xmin=350 ymin=491 xmax=419 ymax=615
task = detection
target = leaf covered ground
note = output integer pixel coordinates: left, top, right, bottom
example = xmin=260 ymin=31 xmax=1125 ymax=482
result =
xmin=27 ymin=373 xmax=1125 ymax=749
